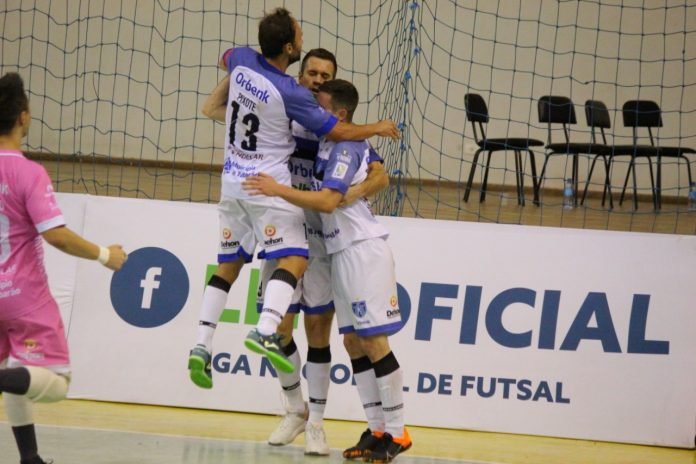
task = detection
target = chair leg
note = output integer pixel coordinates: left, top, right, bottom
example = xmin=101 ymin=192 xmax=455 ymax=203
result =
xmin=632 ymin=156 xmax=640 ymax=210
xmin=480 ymin=151 xmax=493 ymax=202
xmin=647 ymin=158 xmax=657 ymax=210
xmin=536 ymin=154 xmax=551 ymax=206
xmin=515 ymin=150 xmax=524 ymax=206
xmin=572 ymin=153 xmax=579 ymax=207
xmin=619 ymin=156 xmax=635 ymax=208
xmin=682 ymin=155 xmax=693 ymax=185
xmin=581 ymin=154 xmax=599 ymax=206
xmin=528 ymin=150 xmax=539 ymax=206
xmin=463 ymin=148 xmax=482 ymax=202
xmin=603 ymin=155 xmax=614 ymax=210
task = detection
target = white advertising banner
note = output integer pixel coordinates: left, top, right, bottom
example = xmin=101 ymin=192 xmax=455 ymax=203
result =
xmin=50 ymin=193 xmax=696 ymax=448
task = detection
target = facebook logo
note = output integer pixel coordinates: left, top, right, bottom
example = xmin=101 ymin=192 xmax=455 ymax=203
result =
xmin=110 ymin=247 xmax=189 ymax=328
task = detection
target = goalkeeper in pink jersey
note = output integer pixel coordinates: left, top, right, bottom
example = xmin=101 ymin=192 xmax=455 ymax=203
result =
xmin=0 ymin=73 xmax=128 ymax=464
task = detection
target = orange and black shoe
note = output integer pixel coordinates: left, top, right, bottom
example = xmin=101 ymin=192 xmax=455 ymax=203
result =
xmin=363 ymin=428 xmax=412 ymax=463
xmin=342 ymin=428 xmax=383 ymax=460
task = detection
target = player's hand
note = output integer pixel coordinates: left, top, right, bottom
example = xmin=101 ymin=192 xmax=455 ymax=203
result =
xmin=375 ymin=119 xmax=400 ymax=140
xmin=242 ymin=173 xmax=280 ymax=197
xmin=105 ymin=245 xmax=127 ymax=271
xmin=338 ymin=185 xmax=363 ymax=207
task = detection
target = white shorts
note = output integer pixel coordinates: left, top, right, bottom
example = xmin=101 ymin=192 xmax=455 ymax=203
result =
xmin=256 ymin=256 xmax=334 ymax=315
xmin=332 ymin=238 xmax=402 ymax=336
xmin=217 ymin=196 xmax=308 ymax=263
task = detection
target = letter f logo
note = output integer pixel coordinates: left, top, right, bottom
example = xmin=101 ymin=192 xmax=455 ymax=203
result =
xmin=140 ymin=267 xmax=162 ymax=309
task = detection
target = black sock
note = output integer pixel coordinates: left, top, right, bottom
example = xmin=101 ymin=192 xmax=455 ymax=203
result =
xmin=0 ymin=367 xmax=31 ymax=394
xmin=12 ymin=424 xmax=38 ymax=461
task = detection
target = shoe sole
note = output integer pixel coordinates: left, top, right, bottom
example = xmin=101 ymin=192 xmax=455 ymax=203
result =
xmin=305 ymin=450 xmax=330 ymax=456
xmin=188 ymin=355 xmax=213 ymax=389
xmin=363 ymin=442 xmax=412 ymax=463
xmin=268 ymin=425 xmax=305 ymax=446
xmin=244 ymin=339 xmax=295 ymax=373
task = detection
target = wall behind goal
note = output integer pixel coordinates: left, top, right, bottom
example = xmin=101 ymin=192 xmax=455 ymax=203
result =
xmin=2 ymin=0 xmax=695 ymax=194
xmin=45 ymin=193 xmax=696 ymax=448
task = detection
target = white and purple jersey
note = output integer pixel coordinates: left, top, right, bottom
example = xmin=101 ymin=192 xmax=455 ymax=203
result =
xmin=316 ymin=140 xmax=388 ymax=254
xmin=0 ymin=150 xmax=65 ymax=321
xmin=289 ymin=121 xmax=326 ymax=256
xmin=219 ymin=47 xmax=337 ymax=199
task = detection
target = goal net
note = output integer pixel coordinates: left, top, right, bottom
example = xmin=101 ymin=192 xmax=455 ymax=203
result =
xmin=1 ymin=0 xmax=694 ymax=233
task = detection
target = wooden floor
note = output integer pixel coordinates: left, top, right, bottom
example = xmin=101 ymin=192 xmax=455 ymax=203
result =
xmin=35 ymin=157 xmax=696 ymax=235
xmin=0 ymin=400 xmax=693 ymax=464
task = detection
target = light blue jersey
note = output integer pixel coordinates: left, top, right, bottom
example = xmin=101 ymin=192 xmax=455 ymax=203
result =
xmin=317 ymin=139 xmax=388 ymax=254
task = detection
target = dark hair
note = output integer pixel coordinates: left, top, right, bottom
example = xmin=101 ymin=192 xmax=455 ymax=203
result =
xmin=258 ymin=8 xmax=296 ymax=59
xmin=300 ymin=48 xmax=338 ymax=78
xmin=0 ymin=72 xmax=29 ymax=136
xmin=317 ymin=79 xmax=358 ymax=122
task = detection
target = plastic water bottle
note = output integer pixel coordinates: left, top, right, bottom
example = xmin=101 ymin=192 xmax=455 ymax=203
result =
xmin=688 ymin=182 xmax=696 ymax=211
xmin=563 ymin=178 xmax=574 ymax=209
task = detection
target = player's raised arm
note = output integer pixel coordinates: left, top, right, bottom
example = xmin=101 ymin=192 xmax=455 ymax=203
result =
xmin=325 ymin=118 xmax=399 ymax=141
xmin=201 ymin=75 xmax=230 ymax=122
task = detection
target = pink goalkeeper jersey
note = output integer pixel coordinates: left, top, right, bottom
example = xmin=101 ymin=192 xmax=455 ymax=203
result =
xmin=0 ymin=149 xmax=65 ymax=321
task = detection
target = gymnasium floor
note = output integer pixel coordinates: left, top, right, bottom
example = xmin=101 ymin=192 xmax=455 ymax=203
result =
xmin=0 ymin=400 xmax=693 ymax=464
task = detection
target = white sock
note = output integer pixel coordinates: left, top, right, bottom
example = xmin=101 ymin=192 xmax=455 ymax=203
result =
xmin=354 ymin=367 xmax=384 ymax=433
xmin=196 ymin=285 xmax=229 ymax=349
xmin=306 ymin=347 xmax=331 ymax=424
xmin=278 ymin=343 xmax=305 ymax=414
xmin=376 ymin=368 xmax=405 ymax=437
xmin=257 ymin=279 xmax=295 ymax=335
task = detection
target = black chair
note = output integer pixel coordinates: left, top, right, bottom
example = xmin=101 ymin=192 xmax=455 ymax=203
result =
xmin=463 ymin=93 xmax=543 ymax=205
xmin=620 ymin=100 xmax=695 ymax=210
xmin=579 ymin=100 xmax=617 ymax=209
xmin=536 ymin=96 xmax=611 ymax=207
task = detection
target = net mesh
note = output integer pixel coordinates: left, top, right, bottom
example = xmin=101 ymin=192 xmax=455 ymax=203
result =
xmin=1 ymin=0 xmax=695 ymax=233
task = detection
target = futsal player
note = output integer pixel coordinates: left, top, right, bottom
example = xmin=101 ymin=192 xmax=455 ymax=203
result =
xmin=256 ymin=48 xmax=389 ymax=455
xmin=0 ymin=72 xmax=128 ymax=464
xmin=243 ymin=78 xmax=411 ymax=463
xmin=188 ymin=7 xmax=398 ymax=393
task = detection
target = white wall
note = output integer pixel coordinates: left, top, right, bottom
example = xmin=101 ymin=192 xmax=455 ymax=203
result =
xmin=1 ymin=0 xmax=695 ymax=192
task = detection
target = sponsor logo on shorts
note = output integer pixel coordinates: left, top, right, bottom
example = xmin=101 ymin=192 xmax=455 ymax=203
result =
xmin=23 ymin=338 xmax=38 ymax=351
xmin=220 ymin=240 xmax=240 ymax=249
xmin=352 ymin=300 xmax=367 ymax=318
xmin=390 ymin=295 xmax=398 ymax=307
xmin=387 ymin=308 xmax=401 ymax=318
xmin=263 ymin=236 xmax=284 ymax=246
xmin=18 ymin=339 xmax=43 ymax=360
xmin=222 ymin=228 xmax=232 ymax=240
xmin=264 ymin=224 xmax=276 ymax=237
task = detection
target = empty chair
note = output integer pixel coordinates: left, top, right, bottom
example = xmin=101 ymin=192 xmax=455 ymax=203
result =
xmin=579 ymin=100 xmax=616 ymax=208
xmin=536 ymin=96 xmax=611 ymax=207
xmin=463 ymin=93 xmax=543 ymax=205
xmin=620 ymin=100 xmax=695 ymax=209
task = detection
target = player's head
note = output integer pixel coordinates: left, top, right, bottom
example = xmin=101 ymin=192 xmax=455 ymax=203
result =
xmin=258 ymin=8 xmax=302 ymax=66
xmin=298 ymin=48 xmax=337 ymax=96
xmin=317 ymin=79 xmax=358 ymax=123
xmin=0 ymin=72 xmax=30 ymax=138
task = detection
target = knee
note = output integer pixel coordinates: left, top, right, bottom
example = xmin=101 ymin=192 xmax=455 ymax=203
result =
xmin=305 ymin=312 xmax=333 ymax=347
xmin=25 ymin=367 xmax=70 ymax=403
xmin=342 ymin=333 xmax=363 ymax=358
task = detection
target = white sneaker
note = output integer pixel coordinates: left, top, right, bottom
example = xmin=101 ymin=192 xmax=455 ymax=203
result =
xmin=268 ymin=403 xmax=308 ymax=446
xmin=304 ymin=421 xmax=330 ymax=456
